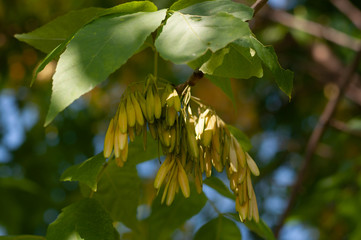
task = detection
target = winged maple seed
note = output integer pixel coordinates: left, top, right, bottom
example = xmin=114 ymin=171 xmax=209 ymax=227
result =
xmin=103 ymin=75 xmax=260 ymax=222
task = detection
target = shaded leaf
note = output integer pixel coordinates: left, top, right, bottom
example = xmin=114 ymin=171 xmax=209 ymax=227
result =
xmin=93 ymin=161 xmax=141 ymax=230
xmin=248 ymin=36 xmax=293 ymax=98
xmin=228 ymin=213 xmax=276 ymax=240
xmin=60 ymin=153 xmax=106 ymax=192
xmin=144 ymin=186 xmax=207 ymax=240
xmin=203 ymin=43 xmax=263 ymax=79
xmin=243 ymin=219 xmax=276 ymax=240
xmin=187 ymin=50 xmax=212 ymax=70
xmin=194 ymin=216 xmax=241 ymax=240
xmin=45 ymin=10 xmax=166 ymax=126
xmin=15 ymin=1 xmax=158 ymax=53
xmin=155 ymin=12 xmax=251 ymax=64
xmin=46 ymin=198 xmax=118 ymax=240
xmin=170 ymin=0 xmax=211 ymax=11
xmin=0 ymin=236 xmax=45 ymax=240
xmin=227 ymin=125 xmax=252 ymax=152
xmin=179 ymin=0 xmax=253 ymax=21
xmin=204 ymin=176 xmax=235 ymax=200
xmin=130 ymin=131 xmax=160 ymax=165
xmin=206 ymin=75 xmax=236 ymax=108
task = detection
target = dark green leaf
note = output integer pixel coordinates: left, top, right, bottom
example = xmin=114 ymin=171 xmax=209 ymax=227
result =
xmin=93 ymin=161 xmax=141 ymax=230
xmin=179 ymin=0 xmax=253 ymax=21
xmin=0 ymin=236 xmax=45 ymax=240
xmin=144 ymin=186 xmax=207 ymax=240
xmin=60 ymin=153 xmax=106 ymax=191
xmin=15 ymin=1 xmax=158 ymax=53
xmin=130 ymin=131 xmax=160 ymax=165
xmin=45 ymin=10 xmax=166 ymax=126
xmin=203 ymin=43 xmax=263 ymax=79
xmin=194 ymin=216 xmax=241 ymax=240
xmin=227 ymin=213 xmax=276 ymax=240
xmin=31 ymin=39 xmax=70 ymax=86
xmin=248 ymin=36 xmax=293 ymax=98
xmin=227 ymin=125 xmax=252 ymax=152
xmin=243 ymin=219 xmax=276 ymax=240
xmin=187 ymin=50 xmax=212 ymax=70
xmin=46 ymin=198 xmax=118 ymax=240
xmin=204 ymin=176 xmax=235 ymax=200
xmin=205 ymin=75 xmax=236 ymax=109
xmin=155 ymin=12 xmax=251 ymax=64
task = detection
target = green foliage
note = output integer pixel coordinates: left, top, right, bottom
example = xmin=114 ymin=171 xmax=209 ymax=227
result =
xmin=45 ymin=10 xmax=167 ymax=126
xmin=203 ymin=176 xmax=235 ymax=200
xmin=46 ymin=198 xmax=118 ymax=240
xmin=93 ymin=161 xmax=141 ymax=230
xmin=194 ymin=216 xmax=241 ymax=240
xmin=227 ymin=125 xmax=252 ymax=151
xmin=0 ymin=236 xmax=45 ymax=240
xmin=60 ymin=153 xmax=106 ymax=191
xmin=143 ymin=186 xmax=207 ymax=240
xmin=155 ymin=12 xmax=251 ymax=64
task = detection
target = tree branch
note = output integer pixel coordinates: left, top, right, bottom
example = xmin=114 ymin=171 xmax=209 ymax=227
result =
xmin=252 ymin=0 xmax=269 ymax=16
xmin=330 ymin=0 xmax=361 ymax=30
xmin=265 ymin=9 xmax=361 ymax=51
xmin=274 ymin=47 xmax=361 ymax=237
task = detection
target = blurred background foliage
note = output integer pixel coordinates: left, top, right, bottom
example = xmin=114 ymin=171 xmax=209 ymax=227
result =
xmin=1 ymin=0 xmax=361 ymax=239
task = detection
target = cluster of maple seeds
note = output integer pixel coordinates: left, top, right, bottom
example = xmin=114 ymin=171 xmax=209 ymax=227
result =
xmin=103 ymin=76 xmax=260 ymax=222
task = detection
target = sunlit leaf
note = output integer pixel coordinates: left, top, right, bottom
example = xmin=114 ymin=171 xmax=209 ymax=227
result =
xmin=155 ymin=12 xmax=251 ymax=64
xmin=243 ymin=219 xmax=276 ymax=240
xmin=144 ymin=186 xmax=207 ymax=240
xmin=93 ymin=161 xmax=141 ymax=230
xmin=15 ymin=1 xmax=158 ymax=53
xmin=194 ymin=216 xmax=241 ymax=240
xmin=60 ymin=153 xmax=106 ymax=192
xmin=170 ymin=0 xmax=211 ymax=11
xmin=45 ymin=10 xmax=166 ymax=126
xmin=46 ymin=198 xmax=118 ymax=240
xmin=227 ymin=125 xmax=252 ymax=151
xmin=204 ymin=176 xmax=235 ymax=200
xmin=179 ymin=0 xmax=253 ymax=21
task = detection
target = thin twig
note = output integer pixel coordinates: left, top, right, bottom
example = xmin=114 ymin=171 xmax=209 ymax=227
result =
xmin=330 ymin=119 xmax=361 ymax=138
xmin=252 ymin=0 xmax=269 ymax=16
xmin=330 ymin=0 xmax=361 ymax=30
xmin=265 ymin=9 xmax=361 ymax=51
xmin=274 ymin=47 xmax=361 ymax=237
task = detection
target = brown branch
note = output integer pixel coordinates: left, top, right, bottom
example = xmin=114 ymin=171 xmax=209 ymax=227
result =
xmin=265 ymin=9 xmax=361 ymax=51
xmin=330 ymin=119 xmax=361 ymax=138
xmin=252 ymin=0 xmax=269 ymax=16
xmin=331 ymin=0 xmax=361 ymax=30
xmin=274 ymin=47 xmax=361 ymax=237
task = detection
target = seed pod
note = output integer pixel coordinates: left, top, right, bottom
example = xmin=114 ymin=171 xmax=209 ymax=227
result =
xmin=128 ymin=127 xmax=135 ymax=142
xmin=246 ymin=152 xmax=260 ymax=176
xmin=113 ymin=125 xmax=121 ymax=158
xmin=251 ymin=188 xmax=259 ymax=222
xmin=166 ymin=106 xmax=177 ymax=126
xmin=104 ymin=118 xmax=115 ymax=158
xmin=211 ymin=148 xmax=223 ymax=172
xmin=229 ymin=139 xmax=238 ymax=172
xmin=238 ymin=167 xmax=246 ymax=184
xmin=166 ymin=172 xmax=178 ymax=206
xmin=230 ymin=173 xmax=238 ymax=191
xmin=246 ymin=169 xmax=253 ymax=200
xmin=162 ymin=128 xmax=171 ymax=147
xmin=199 ymin=146 xmax=205 ymax=173
xmin=148 ymin=123 xmax=158 ymax=140
xmin=212 ymin=126 xmax=221 ymax=154
xmin=154 ymin=88 xmax=162 ymax=119
xmin=119 ymin=132 xmax=127 ymax=150
xmin=222 ymin=134 xmax=230 ymax=165
xmin=146 ymin=87 xmax=155 ymax=123
xmin=161 ymin=85 xmax=171 ymax=107
xmin=194 ymin=164 xmax=203 ymax=194
xmin=131 ymin=92 xmax=144 ymax=126
xmin=196 ymin=115 xmax=205 ymax=140
xmin=177 ymin=160 xmax=190 ymax=198
xmin=169 ymin=127 xmax=176 ymax=153
xmin=239 ymin=200 xmax=249 ymax=222
xmin=165 ymin=85 xmax=174 ymax=107
xmin=126 ymin=96 xmax=136 ymax=127
xmin=233 ymin=137 xmax=246 ymax=168
xmin=201 ymin=118 xmax=213 ymax=147
xmin=173 ymin=89 xmax=181 ymax=112
xmin=137 ymin=91 xmax=148 ymax=121
xmin=118 ymin=102 xmax=128 ymax=133
xmin=154 ymin=154 xmax=172 ymax=189
xmin=186 ymin=118 xmax=199 ymax=159
xmin=115 ymin=157 xmax=124 ymax=167
xmin=120 ymin=139 xmax=128 ymax=162
xmin=205 ymin=149 xmax=212 ymax=178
